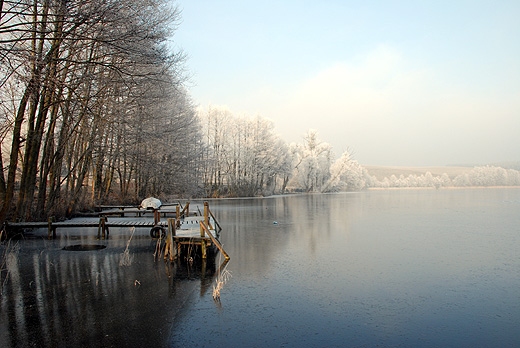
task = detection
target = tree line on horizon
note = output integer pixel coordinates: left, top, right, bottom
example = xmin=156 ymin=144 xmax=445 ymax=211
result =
xmin=1 ymin=1 xmax=519 ymax=223
xmin=196 ymin=105 xmax=365 ymax=197
xmin=366 ymin=165 xmax=520 ymax=189
xmin=197 ymin=106 xmax=520 ymax=194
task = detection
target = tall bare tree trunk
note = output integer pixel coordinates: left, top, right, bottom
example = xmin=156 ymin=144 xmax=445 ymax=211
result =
xmin=0 ymin=79 xmax=34 ymax=223
xmin=0 ymin=144 xmax=6 ymax=202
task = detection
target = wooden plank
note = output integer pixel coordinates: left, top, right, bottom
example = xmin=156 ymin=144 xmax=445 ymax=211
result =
xmin=97 ymin=205 xmax=134 ymax=209
xmin=183 ymin=216 xmax=204 ymax=224
xmin=7 ymin=221 xmax=48 ymax=228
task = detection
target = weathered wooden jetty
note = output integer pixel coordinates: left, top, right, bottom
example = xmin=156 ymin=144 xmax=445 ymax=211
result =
xmin=3 ymin=201 xmax=229 ymax=261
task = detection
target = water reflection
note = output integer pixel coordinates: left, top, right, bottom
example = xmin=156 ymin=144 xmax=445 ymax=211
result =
xmin=0 ymin=233 xmax=221 ymax=347
xmin=2 ymin=189 xmax=520 ymax=347
xmin=177 ymin=189 xmax=520 ymax=347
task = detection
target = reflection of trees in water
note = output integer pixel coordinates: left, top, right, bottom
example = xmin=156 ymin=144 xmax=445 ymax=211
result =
xmin=1 ymin=240 xmax=20 ymax=296
xmin=214 ymin=196 xmax=337 ymax=270
xmin=215 ymin=197 xmax=293 ymax=276
xmin=0 ymin=240 xmax=219 ymax=348
xmin=213 ymin=194 xmax=366 ymax=264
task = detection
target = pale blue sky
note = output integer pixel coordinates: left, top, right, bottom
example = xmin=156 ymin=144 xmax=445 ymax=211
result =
xmin=173 ymin=0 xmax=520 ymax=166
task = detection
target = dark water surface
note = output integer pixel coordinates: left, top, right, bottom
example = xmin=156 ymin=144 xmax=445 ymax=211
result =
xmin=1 ymin=188 xmax=519 ymax=347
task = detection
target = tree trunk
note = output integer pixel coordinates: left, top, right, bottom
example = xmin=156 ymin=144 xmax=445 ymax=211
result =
xmin=0 ymin=78 xmax=35 ymax=223
xmin=0 ymin=144 xmax=6 ymax=202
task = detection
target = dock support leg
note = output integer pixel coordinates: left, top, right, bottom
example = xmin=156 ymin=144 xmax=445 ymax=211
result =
xmin=98 ymin=217 xmax=108 ymax=239
xmin=48 ymin=217 xmax=55 ymax=240
xmin=201 ymin=239 xmax=207 ymax=259
xmin=204 ymin=202 xmax=209 ymax=228
xmin=103 ymin=217 xmax=109 ymax=239
xmin=154 ymin=209 xmax=160 ymax=225
xmin=104 ymin=221 xmax=109 ymax=239
xmin=165 ymin=218 xmax=176 ymax=261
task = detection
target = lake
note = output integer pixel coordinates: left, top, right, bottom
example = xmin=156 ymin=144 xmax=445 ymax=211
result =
xmin=1 ymin=188 xmax=519 ymax=347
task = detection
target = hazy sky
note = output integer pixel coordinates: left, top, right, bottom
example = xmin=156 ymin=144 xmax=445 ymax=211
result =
xmin=173 ymin=0 xmax=520 ymax=166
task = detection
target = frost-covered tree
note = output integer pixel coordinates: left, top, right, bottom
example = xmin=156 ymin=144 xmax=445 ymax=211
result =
xmin=439 ymin=173 xmax=452 ymax=187
xmin=453 ymin=173 xmax=470 ymax=187
xmin=321 ymin=150 xmax=366 ymax=192
xmin=369 ymin=165 xmax=520 ymax=189
xmin=506 ymin=169 xmax=520 ymax=186
xmin=199 ymin=105 xmax=232 ymax=194
xmin=198 ymin=105 xmax=293 ymax=196
xmin=452 ymin=166 xmax=520 ymax=187
xmin=290 ymin=130 xmax=333 ymax=192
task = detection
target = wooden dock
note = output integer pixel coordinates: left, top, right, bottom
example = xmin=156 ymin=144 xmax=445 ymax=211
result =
xmin=94 ymin=203 xmax=182 ymax=218
xmin=3 ymin=201 xmax=229 ymax=261
xmin=162 ymin=214 xmax=230 ymax=262
xmin=5 ymin=201 xmax=197 ymax=238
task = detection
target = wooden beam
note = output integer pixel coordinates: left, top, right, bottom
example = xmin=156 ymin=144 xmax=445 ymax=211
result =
xmin=200 ymin=222 xmax=230 ymax=260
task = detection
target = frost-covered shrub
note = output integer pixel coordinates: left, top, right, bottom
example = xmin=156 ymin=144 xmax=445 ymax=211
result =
xmin=369 ymin=166 xmax=520 ymax=189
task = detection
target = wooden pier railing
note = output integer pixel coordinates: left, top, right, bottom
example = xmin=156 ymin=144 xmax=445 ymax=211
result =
xmin=163 ymin=202 xmax=228 ymax=262
xmin=200 ymin=220 xmax=229 ymax=260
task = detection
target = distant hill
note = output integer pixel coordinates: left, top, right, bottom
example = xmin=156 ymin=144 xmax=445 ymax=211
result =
xmin=446 ymin=161 xmax=520 ymax=170
xmin=363 ymin=166 xmax=472 ymax=181
xmin=490 ymin=161 xmax=520 ymax=170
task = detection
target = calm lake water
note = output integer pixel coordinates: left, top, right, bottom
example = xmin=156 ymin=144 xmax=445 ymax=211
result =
xmin=1 ymin=188 xmax=519 ymax=347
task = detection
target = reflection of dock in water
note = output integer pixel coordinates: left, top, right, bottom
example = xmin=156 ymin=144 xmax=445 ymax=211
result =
xmin=165 ymin=256 xmax=230 ymax=298
xmin=0 ymin=229 xmax=229 ymax=347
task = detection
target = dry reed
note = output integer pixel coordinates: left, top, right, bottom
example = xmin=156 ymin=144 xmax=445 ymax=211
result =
xmin=119 ymin=227 xmax=136 ymax=267
xmin=212 ymin=263 xmax=232 ymax=302
xmin=153 ymin=234 xmax=163 ymax=261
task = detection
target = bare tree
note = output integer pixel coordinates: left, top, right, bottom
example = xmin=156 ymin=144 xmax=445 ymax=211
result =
xmin=198 ymin=106 xmax=294 ymax=197
xmin=0 ymin=0 xmax=197 ymax=222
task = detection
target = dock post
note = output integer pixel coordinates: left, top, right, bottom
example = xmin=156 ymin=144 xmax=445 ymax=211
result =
xmin=104 ymin=217 xmax=109 ymax=239
xmin=164 ymin=218 xmax=176 ymax=261
xmin=168 ymin=218 xmax=176 ymax=237
xmin=154 ymin=209 xmax=160 ymax=225
xmin=47 ymin=216 xmax=55 ymax=239
xmin=170 ymin=218 xmax=176 ymax=260
xmin=201 ymin=239 xmax=207 ymax=259
xmin=204 ymin=201 xmax=209 ymax=227
xmin=98 ymin=217 xmax=108 ymax=239
xmin=101 ymin=217 xmax=109 ymax=239
xmin=176 ymin=205 xmax=180 ymax=219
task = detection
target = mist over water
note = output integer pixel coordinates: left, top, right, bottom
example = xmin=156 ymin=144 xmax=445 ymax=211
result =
xmin=1 ymin=188 xmax=519 ymax=347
